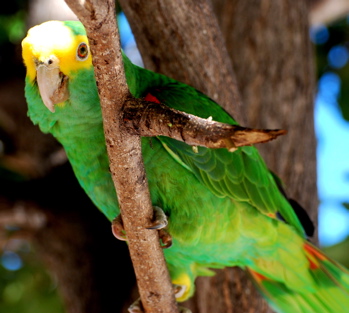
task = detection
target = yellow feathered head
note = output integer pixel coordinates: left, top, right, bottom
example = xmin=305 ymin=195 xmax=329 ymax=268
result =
xmin=22 ymin=21 xmax=93 ymax=112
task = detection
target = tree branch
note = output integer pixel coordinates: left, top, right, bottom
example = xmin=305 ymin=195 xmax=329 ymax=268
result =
xmin=123 ymin=97 xmax=286 ymax=150
xmin=64 ymin=1 xmax=179 ymax=312
xmin=309 ymin=0 xmax=349 ymax=26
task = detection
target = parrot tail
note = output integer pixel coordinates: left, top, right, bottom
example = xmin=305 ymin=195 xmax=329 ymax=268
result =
xmin=247 ymin=241 xmax=349 ymax=313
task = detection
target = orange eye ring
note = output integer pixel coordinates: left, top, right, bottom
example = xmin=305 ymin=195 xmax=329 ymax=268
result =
xmin=77 ymin=43 xmax=89 ymax=61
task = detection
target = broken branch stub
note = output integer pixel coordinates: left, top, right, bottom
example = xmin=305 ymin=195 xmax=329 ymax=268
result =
xmin=122 ymin=96 xmax=286 ymax=151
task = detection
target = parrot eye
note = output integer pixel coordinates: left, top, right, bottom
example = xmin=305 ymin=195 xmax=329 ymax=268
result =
xmin=76 ymin=43 xmax=89 ymax=61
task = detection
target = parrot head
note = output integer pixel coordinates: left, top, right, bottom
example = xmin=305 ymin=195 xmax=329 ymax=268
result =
xmin=22 ymin=21 xmax=93 ymax=113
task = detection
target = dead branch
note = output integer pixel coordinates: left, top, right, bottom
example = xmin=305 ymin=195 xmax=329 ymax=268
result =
xmin=123 ymin=97 xmax=286 ymax=150
xmin=309 ymin=0 xmax=349 ymax=26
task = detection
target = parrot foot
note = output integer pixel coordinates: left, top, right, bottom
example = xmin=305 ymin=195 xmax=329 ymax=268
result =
xmin=111 ymin=206 xmax=172 ymax=248
xmin=128 ymin=297 xmax=191 ymax=313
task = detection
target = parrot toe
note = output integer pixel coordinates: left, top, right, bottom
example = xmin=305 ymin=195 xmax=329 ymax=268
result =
xmin=159 ymin=228 xmax=172 ymax=249
xmin=147 ymin=206 xmax=168 ymax=230
xmin=111 ymin=214 xmax=127 ymax=241
xmin=173 ymin=284 xmax=187 ymax=299
xmin=127 ymin=298 xmax=143 ymax=313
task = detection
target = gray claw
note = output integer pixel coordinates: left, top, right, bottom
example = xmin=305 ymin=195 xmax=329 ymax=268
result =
xmin=147 ymin=206 xmax=168 ymax=230
xmin=128 ymin=298 xmax=143 ymax=313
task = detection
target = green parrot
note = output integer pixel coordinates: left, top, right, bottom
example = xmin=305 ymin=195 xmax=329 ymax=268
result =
xmin=22 ymin=20 xmax=349 ymax=313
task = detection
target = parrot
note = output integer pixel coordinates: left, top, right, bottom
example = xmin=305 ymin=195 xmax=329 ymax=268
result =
xmin=22 ymin=20 xmax=349 ymax=313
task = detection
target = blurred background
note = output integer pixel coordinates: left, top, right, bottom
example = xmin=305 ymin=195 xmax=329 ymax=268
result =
xmin=1 ymin=0 xmax=349 ymax=312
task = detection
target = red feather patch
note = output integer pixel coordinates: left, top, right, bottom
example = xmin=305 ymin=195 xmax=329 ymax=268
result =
xmin=303 ymin=242 xmax=327 ymax=270
xmin=145 ymin=93 xmax=161 ymax=104
xmin=249 ymin=268 xmax=268 ymax=282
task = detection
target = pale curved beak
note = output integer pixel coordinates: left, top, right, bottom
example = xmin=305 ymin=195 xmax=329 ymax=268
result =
xmin=36 ymin=55 xmax=69 ymax=112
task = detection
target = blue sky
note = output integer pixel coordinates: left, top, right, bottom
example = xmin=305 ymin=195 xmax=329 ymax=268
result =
xmin=316 ymin=73 xmax=349 ymax=246
xmin=311 ymin=22 xmax=349 ymax=246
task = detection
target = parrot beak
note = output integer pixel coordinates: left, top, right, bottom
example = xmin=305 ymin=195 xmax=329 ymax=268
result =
xmin=35 ymin=55 xmax=69 ymax=113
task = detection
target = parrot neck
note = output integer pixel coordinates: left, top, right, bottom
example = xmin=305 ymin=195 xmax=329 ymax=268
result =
xmin=62 ymin=120 xmax=120 ymax=221
xmin=56 ymin=109 xmax=120 ymax=221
